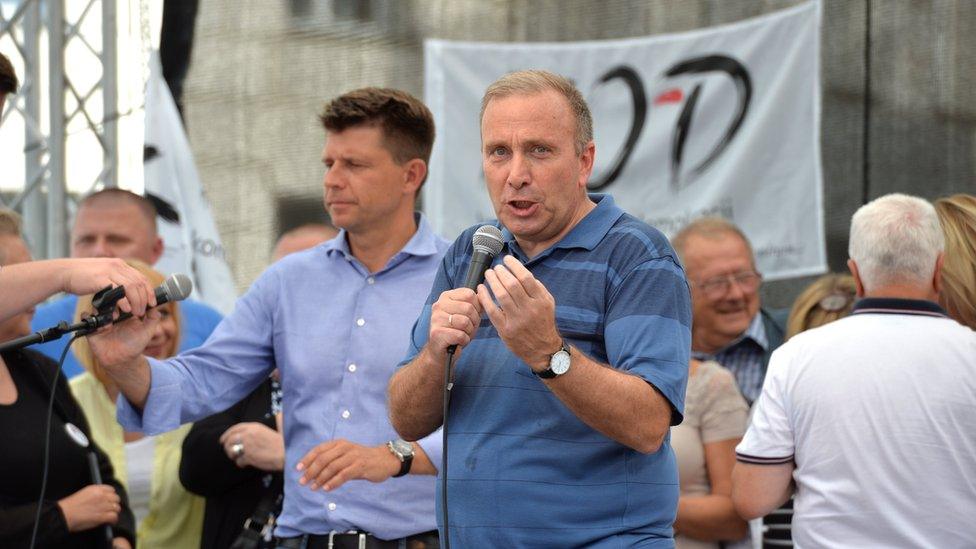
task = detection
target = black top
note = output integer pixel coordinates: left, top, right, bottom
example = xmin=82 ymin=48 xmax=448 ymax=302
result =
xmin=180 ymin=378 xmax=282 ymax=549
xmin=0 ymin=349 xmax=136 ymax=548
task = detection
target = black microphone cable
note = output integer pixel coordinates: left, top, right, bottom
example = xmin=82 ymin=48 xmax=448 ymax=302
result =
xmin=28 ymin=332 xmax=84 ymax=549
xmin=441 ymin=347 xmax=457 ymax=549
xmin=437 ymin=225 xmax=503 ymax=549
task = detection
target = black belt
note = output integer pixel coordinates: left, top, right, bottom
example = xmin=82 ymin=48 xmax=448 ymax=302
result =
xmin=276 ymin=530 xmax=439 ymax=549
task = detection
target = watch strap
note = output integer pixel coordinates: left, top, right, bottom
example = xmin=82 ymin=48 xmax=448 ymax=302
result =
xmin=536 ymin=367 xmax=558 ymax=379
xmin=388 ymin=440 xmax=414 ymax=478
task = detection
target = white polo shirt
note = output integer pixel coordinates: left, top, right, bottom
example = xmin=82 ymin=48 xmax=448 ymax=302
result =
xmin=737 ymin=298 xmax=976 ymax=548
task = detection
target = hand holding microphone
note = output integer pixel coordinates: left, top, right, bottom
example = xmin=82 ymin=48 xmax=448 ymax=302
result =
xmin=0 ymin=273 xmax=194 ymax=354
xmin=60 ymin=258 xmax=160 ymax=317
xmin=84 ymin=274 xmax=194 ymax=371
xmin=428 ymin=225 xmax=504 ymax=357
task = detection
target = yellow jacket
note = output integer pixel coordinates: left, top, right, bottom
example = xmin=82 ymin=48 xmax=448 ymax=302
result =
xmin=70 ymin=373 xmax=205 ymax=549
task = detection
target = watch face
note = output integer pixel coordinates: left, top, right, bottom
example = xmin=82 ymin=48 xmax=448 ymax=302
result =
xmin=390 ymin=439 xmax=413 ymax=458
xmin=550 ymin=350 xmax=571 ymax=375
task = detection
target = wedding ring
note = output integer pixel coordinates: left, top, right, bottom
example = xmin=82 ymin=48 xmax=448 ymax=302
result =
xmin=232 ymin=442 xmax=244 ymax=458
xmin=448 ymin=314 xmax=454 ymax=327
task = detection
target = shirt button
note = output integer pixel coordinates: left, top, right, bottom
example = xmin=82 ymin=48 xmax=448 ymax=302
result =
xmin=348 ymin=364 xmax=357 ymax=373
xmin=356 ymin=318 xmax=365 ymax=327
xmin=341 ymin=410 xmax=350 ymax=419
xmin=367 ymin=277 xmax=375 ymax=285
xmin=327 ymin=502 xmax=336 ymax=511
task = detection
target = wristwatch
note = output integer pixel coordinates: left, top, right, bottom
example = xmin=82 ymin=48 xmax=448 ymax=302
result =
xmin=387 ymin=439 xmax=414 ymax=478
xmin=534 ymin=341 xmax=571 ymax=379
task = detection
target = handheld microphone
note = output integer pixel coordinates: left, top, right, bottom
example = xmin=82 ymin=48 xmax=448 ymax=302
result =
xmin=448 ymin=225 xmax=504 ymax=355
xmin=461 ymin=225 xmax=505 ymax=290
xmin=112 ymin=273 xmax=194 ymax=323
xmin=64 ymin=423 xmax=114 ymax=546
xmin=0 ymin=274 xmax=194 ymax=353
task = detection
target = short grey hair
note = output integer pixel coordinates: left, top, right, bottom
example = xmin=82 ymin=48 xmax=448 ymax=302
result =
xmin=480 ymin=69 xmax=593 ymax=154
xmin=848 ymin=193 xmax=944 ymax=290
xmin=671 ymin=216 xmax=755 ymax=267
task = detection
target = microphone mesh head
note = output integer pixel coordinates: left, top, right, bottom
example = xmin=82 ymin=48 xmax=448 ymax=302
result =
xmin=163 ymin=273 xmax=194 ymax=302
xmin=472 ymin=225 xmax=505 ymax=257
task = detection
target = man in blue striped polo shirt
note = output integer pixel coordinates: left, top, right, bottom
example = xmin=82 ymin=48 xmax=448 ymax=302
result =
xmin=389 ymin=69 xmax=692 ymax=547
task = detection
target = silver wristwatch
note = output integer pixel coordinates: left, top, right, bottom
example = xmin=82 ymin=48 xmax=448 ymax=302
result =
xmin=535 ymin=342 xmax=571 ymax=379
xmin=387 ymin=439 xmax=414 ymax=478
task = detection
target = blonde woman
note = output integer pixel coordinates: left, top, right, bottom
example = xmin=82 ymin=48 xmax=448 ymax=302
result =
xmin=934 ymin=194 xmax=976 ymax=330
xmin=785 ymin=273 xmax=857 ymax=339
xmin=71 ymin=260 xmax=204 ymax=548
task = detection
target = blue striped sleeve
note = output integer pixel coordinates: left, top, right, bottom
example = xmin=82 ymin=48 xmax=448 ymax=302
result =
xmin=605 ymin=256 xmax=692 ymax=424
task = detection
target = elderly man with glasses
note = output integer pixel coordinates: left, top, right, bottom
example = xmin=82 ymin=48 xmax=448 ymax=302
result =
xmin=672 ymin=218 xmax=786 ymax=404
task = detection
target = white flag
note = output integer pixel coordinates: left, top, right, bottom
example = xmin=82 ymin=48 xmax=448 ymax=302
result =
xmin=424 ymin=1 xmax=825 ymax=280
xmin=144 ymin=52 xmax=237 ymax=313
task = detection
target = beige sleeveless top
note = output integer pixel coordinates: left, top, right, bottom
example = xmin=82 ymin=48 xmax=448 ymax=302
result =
xmin=671 ymin=360 xmax=749 ymax=549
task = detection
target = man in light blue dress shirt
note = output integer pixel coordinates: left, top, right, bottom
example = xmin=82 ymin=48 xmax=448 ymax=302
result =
xmin=87 ymin=88 xmax=449 ymax=547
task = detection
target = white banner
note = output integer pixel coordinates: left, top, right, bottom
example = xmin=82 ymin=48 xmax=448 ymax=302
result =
xmin=424 ymin=1 xmax=825 ymax=280
xmin=144 ymin=53 xmax=237 ymax=314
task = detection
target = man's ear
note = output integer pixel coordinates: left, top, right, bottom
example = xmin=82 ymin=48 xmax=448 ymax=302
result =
xmin=402 ymin=158 xmax=427 ymax=196
xmin=847 ymin=259 xmax=866 ymax=298
xmin=932 ymin=252 xmax=944 ymax=296
xmin=577 ymin=141 xmax=596 ymax=190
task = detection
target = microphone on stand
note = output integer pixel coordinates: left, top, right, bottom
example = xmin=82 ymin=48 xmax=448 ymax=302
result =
xmin=0 ymin=273 xmax=194 ymax=353
xmin=112 ymin=273 xmax=194 ymax=323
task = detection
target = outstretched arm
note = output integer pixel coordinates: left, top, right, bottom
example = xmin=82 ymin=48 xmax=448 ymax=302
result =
xmin=85 ymin=312 xmax=157 ymax=411
xmin=0 ymin=258 xmax=155 ymax=323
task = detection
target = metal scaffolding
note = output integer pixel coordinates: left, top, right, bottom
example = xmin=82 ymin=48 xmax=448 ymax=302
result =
xmin=0 ymin=0 xmax=119 ymax=259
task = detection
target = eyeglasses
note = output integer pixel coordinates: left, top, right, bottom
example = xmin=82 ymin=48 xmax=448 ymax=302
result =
xmin=691 ymin=271 xmax=762 ymax=299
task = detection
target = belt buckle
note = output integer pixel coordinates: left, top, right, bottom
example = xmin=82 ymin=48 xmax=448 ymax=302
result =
xmin=243 ymin=515 xmax=275 ymax=541
xmin=326 ymin=531 xmax=367 ymax=549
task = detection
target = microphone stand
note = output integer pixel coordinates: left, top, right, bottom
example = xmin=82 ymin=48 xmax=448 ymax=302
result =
xmin=0 ymin=284 xmax=123 ymax=353
xmin=0 ymin=318 xmax=103 ymax=353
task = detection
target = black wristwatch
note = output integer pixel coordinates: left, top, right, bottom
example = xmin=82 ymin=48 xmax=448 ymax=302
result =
xmin=534 ymin=341 xmax=571 ymax=379
xmin=387 ymin=439 xmax=414 ymax=478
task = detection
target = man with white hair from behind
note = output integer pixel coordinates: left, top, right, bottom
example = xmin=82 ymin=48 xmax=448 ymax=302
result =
xmin=732 ymin=193 xmax=976 ymax=547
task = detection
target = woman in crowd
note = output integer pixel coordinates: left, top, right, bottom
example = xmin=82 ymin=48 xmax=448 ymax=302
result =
xmin=179 ymin=373 xmax=284 ymax=549
xmin=785 ymin=273 xmax=857 ymax=340
xmin=934 ymin=193 xmax=976 ymax=330
xmin=0 ymin=210 xmax=136 ymax=548
xmin=672 ymin=357 xmax=750 ymax=548
xmin=70 ymin=260 xmax=205 ymax=548
xmin=760 ymin=272 xmax=857 ymax=548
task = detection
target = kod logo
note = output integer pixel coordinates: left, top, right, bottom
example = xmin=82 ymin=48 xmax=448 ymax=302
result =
xmin=586 ymin=56 xmax=752 ymax=192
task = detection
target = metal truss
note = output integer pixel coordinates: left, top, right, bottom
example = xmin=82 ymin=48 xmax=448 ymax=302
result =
xmin=0 ymin=0 xmax=118 ymax=259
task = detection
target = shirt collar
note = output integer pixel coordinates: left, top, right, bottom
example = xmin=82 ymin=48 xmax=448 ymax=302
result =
xmin=500 ymin=194 xmax=625 ymax=260
xmin=323 ymin=212 xmax=441 ymax=260
xmin=693 ymin=312 xmax=769 ymax=360
xmin=851 ymin=297 xmax=949 ymax=318
xmin=728 ymin=311 xmax=769 ymax=352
